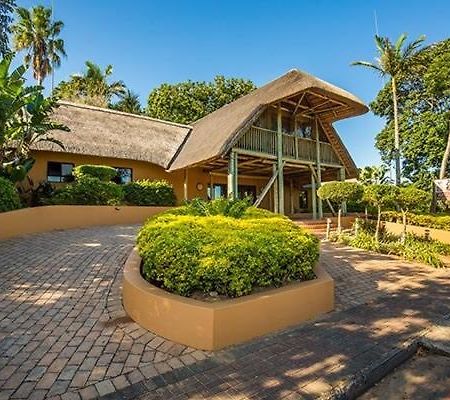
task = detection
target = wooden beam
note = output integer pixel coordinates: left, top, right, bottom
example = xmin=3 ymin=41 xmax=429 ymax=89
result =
xmin=277 ymin=105 xmax=284 ymax=215
xmin=254 ymin=164 xmax=283 ymax=208
xmin=183 ymin=169 xmax=188 ymax=201
xmin=292 ymin=92 xmax=307 ymax=116
xmin=227 ymin=152 xmax=235 ymax=199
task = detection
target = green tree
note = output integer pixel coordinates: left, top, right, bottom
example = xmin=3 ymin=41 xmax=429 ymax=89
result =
xmin=317 ymin=181 xmax=363 ymax=233
xmin=396 ymin=186 xmax=431 ymax=242
xmin=146 ymin=75 xmax=256 ymax=124
xmin=363 ymin=184 xmax=398 ymax=241
xmin=372 ymin=39 xmax=450 ymax=189
xmin=358 ymin=165 xmax=391 ymax=185
xmin=110 ymin=89 xmax=141 ymax=114
xmin=11 ymin=5 xmax=65 ymax=85
xmin=0 ymin=0 xmax=15 ymax=56
xmin=352 ymin=34 xmax=426 ymax=186
xmin=0 ymin=54 xmax=69 ymax=182
xmin=55 ymin=61 xmax=126 ymax=108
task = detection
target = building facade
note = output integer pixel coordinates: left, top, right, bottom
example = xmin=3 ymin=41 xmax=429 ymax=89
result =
xmin=30 ymin=69 xmax=368 ymax=218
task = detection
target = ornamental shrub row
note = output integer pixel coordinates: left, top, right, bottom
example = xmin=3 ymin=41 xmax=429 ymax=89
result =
xmin=72 ymin=165 xmax=118 ymax=182
xmin=123 ymin=179 xmax=176 ymax=206
xmin=382 ymin=211 xmax=450 ymax=231
xmin=137 ymin=201 xmax=319 ymax=298
xmin=0 ymin=177 xmax=21 ymax=212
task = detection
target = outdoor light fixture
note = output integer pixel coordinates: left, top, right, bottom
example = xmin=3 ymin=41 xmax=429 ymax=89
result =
xmin=196 ymin=183 xmax=204 ymax=191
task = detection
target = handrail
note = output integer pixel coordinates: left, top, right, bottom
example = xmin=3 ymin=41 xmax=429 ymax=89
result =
xmin=235 ymin=126 xmax=342 ymax=165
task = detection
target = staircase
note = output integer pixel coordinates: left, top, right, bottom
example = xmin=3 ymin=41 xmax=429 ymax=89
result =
xmin=293 ymin=219 xmax=331 ymax=236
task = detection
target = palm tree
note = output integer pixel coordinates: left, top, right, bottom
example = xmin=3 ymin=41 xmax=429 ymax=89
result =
xmin=352 ymin=34 xmax=425 ymax=186
xmin=11 ymin=5 xmax=66 ymax=85
xmin=111 ymin=89 xmax=142 ymax=114
xmin=55 ymin=61 xmax=126 ymax=107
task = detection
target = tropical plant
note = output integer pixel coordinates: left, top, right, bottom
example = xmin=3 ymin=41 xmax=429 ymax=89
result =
xmin=352 ymin=34 xmax=426 ymax=186
xmin=363 ymin=184 xmax=399 ymax=241
xmin=372 ymin=39 xmax=450 ymax=189
xmin=11 ymin=5 xmax=65 ymax=85
xmin=55 ymin=61 xmax=126 ymax=108
xmin=0 ymin=176 xmax=20 ymax=212
xmin=0 ymin=54 xmax=69 ymax=182
xmin=317 ymin=181 xmax=363 ymax=233
xmin=111 ymin=89 xmax=141 ymax=114
xmin=0 ymin=0 xmax=15 ymax=56
xmin=146 ymin=75 xmax=256 ymax=124
xmin=396 ymin=186 xmax=431 ymax=241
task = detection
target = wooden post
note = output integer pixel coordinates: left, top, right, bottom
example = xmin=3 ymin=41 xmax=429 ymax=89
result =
xmin=277 ymin=106 xmax=284 ymax=214
xmin=209 ymin=173 xmax=213 ymax=200
xmin=183 ymin=169 xmax=188 ymax=201
xmin=315 ymin=117 xmax=323 ymax=219
xmin=311 ymin=172 xmax=317 ymax=220
xmin=326 ymin=218 xmax=331 ymax=240
xmin=273 ymin=163 xmax=278 ymax=213
xmin=233 ymin=151 xmax=238 ymax=198
xmin=227 ymin=153 xmax=235 ymax=199
xmin=339 ymin=167 xmax=347 ymax=214
xmin=289 ymin=178 xmax=294 ymax=215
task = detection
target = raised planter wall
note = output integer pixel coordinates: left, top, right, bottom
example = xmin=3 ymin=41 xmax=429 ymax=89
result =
xmin=123 ymin=248 xmax=334 ymax=351
xmin=0 ymin=205 xmax=171 ymax=240
xmin=384 ymin=221 xmax=450 ymax=245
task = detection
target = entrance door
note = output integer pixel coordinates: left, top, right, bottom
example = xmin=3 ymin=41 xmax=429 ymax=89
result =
xmin=238 ymin=185 xmax=257 ymax=202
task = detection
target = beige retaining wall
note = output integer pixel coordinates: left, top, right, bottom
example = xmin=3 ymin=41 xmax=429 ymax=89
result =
xmin=123 ymin=248 xmax=334 ymax=351
xmin=384 ymin=221 xmax=450 ymax=245
xmin=0 ymin=205 xmax=170 ymax=240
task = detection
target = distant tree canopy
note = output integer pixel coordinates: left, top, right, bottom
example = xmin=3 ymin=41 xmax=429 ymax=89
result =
xmin=0 ymin=0 xmax=15 ymax=56
xmin=146 ymin=75 xmax=256 ymax=124
xmin=372 ymin=38 xmax=450 ymax=189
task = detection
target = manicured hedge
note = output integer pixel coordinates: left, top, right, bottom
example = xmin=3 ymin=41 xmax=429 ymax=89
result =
xmin=382 ymin=211 xmax=450 ymax=231
xmin=123 ymin=179 xmax=176 ymax=206
xmin=51 ymin=176 xmax=124 ymax=205
xmin=137 ymin=200 xmax=319 ymax=298
xmin=0 ymin=177 xmax=21 ymax=212
xmin=73 ymin=164 xmax=117 ymax=182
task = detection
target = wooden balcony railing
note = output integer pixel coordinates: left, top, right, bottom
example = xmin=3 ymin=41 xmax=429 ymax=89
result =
xmin=235 ymin=126 xmax=342 ymax=165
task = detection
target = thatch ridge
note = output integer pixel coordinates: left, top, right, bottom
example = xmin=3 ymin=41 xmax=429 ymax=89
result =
xmin=169 ymin=69 xmax=368 ymax=172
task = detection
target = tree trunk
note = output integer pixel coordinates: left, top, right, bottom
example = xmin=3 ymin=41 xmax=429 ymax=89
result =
xmin=392 ymin=78 xmax=401 ymax=186
xmin=375 ymin=206 xmax=381 ymax=242
xmin=401 ymin=209 xmax=407 ymax=243
xmin=439 ymin=121 xmax=450 ymax=179
xmin=365 ymin=206 xmax=368 ymax=220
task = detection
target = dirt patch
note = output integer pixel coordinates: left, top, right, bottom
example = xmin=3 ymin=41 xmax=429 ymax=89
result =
xmin=360 ymin=349 xmax=450 ymax=399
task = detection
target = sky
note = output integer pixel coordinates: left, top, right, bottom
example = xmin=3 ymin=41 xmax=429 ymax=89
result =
xmin=16 ymin=0 xmax=450 ymax=168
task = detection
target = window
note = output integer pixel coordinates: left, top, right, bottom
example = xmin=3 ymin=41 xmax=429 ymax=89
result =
xmin=238 ymin=185 xmax=257 ymax=202
xmin=113 ymin=167 xmax=133 ymax=184
xmin=208 ymin=183 xmax=227 ymax=200
xmin=47 ymin=162 xmax=74 ymax=183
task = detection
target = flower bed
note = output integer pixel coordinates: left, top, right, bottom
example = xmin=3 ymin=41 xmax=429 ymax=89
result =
xmin=136 ymin=200 xmax=319 ymax=298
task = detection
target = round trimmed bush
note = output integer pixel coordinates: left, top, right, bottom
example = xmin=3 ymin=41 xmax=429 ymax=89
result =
xmin=137 ymin=203 xmax=319 ymax=298
xmin=51 ymin=176 xmax=124 ymax=205
xmin=0 ymin=177 xmax=21 ymax=212
xmin=123 ymin=179 xmax=176 ymax=206
xmin=73 ymin=164 xmax=118 ymax=182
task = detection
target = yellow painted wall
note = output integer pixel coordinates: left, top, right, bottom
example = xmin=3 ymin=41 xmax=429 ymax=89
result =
xmin=29 ymin=151 xmax=274 ymax=208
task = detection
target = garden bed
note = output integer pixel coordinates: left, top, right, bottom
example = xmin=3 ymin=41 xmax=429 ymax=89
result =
xmin=122 ymin=247 xmax=334 ymax=350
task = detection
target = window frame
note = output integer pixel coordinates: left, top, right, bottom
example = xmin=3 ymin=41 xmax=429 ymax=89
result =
xmin=113 ymin=167 xmax=133 ymax=184
xmin=47 ymin=161 xmax=75 ymax=183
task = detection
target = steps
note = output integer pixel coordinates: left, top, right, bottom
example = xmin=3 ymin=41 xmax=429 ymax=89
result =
xmin=293 ymin=219 xmax=331 ymax=236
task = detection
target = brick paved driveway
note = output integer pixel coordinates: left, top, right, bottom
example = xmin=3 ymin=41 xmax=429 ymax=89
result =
xmin=0 ymin=226 xmax=449 ymax=400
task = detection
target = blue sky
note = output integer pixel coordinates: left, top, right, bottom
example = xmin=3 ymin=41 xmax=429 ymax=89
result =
xmin=16 ymin=0 xmax=450 ymax=168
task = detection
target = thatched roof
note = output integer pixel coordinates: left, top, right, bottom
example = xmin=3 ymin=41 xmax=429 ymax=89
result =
xmin=169 ymin=69 xmax=368 ymax=172
xmin=34 ymin=101 xmax=191 ymax=169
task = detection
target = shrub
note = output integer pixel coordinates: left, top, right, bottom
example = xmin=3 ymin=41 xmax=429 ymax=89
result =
xmin=123 ymin=179 xmax=176 ymax=206
xmin=184 ymin=197 xmax=252 ymax=218
xmin=51 ymin=176 xmax=124 ymax=205
xmin=0 ymin=177 xmax=21 ymax=212
xmin=333 ymin=222 xmax=450 ymax=268
xmin=382 ymin=211 xmax=450 ymax=231
xmin=137 ymin=205 xmax=318 ymax=298
xmin=72 ymin=164 xmax=117 ymax=182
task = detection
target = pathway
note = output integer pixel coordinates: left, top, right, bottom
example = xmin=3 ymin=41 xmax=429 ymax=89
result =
xmin=0 ymin=226 xmax=448 ymax=399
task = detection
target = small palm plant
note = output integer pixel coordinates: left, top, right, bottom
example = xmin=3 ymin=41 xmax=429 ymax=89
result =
xmin=352 ymin=34 xmax=425 ymax=186
xmin=11 ymin=5 xmax=66 ymax=85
